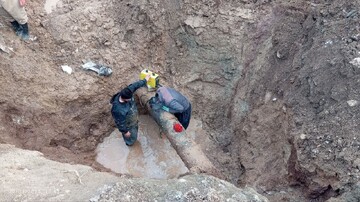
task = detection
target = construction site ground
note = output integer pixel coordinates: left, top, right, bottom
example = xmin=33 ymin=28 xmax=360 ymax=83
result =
xmin=1 ymin=0 xmax=360 ymax=201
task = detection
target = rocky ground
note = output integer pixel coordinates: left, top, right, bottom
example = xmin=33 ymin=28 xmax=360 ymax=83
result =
xmin=0 ymin=0 xmax=359 ymax=201
xmin=0 ymin=144 xmax=267 ymax=201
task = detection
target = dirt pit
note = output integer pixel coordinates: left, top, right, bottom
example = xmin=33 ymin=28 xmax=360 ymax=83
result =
xmin=1 ymin=0 xmax=360 ymax=201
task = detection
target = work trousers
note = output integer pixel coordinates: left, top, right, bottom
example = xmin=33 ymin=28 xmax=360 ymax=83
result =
xmin=0 ymin=0 xmax=28 ymax=24
xmin=174 ymin=104 xmax=192 ymax=129
xmin=122 ymin=126 xmax=138 ymax=146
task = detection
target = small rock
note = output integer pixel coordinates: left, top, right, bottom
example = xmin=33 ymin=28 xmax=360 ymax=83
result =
xmin=325 ymin=40 xmax=333 ymax=46
xmin=61 ymin=65 xmax=73 ymax=74
xmin=179 ymin=179 xmax=187 ymax=182
xmin=347 ymin=100 xmax=358 ymax=107
xmin=300 ymin=134 xmax=307 ymax=140
xmin=264 ymin=92 xmax=272 ymax=103
xmin=350 ymin=58 xmax=360 ymax=68
xmin=184 ymin=16 xmax=206 ymax=28
xmin=350 ymin=35 xmax=360 ymax=41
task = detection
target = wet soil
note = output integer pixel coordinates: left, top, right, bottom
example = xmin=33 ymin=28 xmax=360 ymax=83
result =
xmin=96 ymin=115 xmax=189 ymax=179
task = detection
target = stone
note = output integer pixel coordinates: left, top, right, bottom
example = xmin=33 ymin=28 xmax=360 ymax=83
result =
xmin=347 ymin=100 xmax=358 ymax=107
xmin=184 ymin=16 xmax=206 ymax=28
xmin=300 ymin=134 xmax=307 ymax=140
xmin=350 ymin=58 xmax=360 ymax=68
xmin=91 ymin=174 xmax=269 ymax=202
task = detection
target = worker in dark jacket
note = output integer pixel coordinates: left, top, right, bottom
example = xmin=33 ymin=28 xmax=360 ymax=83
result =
xmin=153 ymin=87 xmax=191 ymax=129
xmin=110 ymin=75 xmax=149 ymax=146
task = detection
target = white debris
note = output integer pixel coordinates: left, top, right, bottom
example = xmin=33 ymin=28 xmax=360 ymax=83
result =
xmin=82 ymin=61 xmax=97 ymax=69
xmin=61 ymin=65 xmax=73 ymax=74
xmin=300 ymin=134 xmax=307 ymax=140
xmin=184 ymin=16 xmax=206 ymax=28
xmin=264 ymin=92 xmax=272 ymax=103
xmin=347 ymin=100 xmax=358 ymax=107
xmin=325 ymin=40 xmax=333 ymax=46
xmin=233 ymin=8 xmax=254 ymax=19
xmin=0 ymin=35 xmax=11 ymax=54
xmin=350 ymin=58 xmax=360 ymax=68
xmin=0 ymin=43 xmax=10 ymax=54
xmin=82 ymin=61 xmax=112 ymax=76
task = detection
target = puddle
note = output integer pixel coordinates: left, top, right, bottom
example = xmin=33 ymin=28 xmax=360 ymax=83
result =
xmin=96 ymin=115 xmax=189 ymax=179
xmin=44 ymin=0 xmax=62 ymax=14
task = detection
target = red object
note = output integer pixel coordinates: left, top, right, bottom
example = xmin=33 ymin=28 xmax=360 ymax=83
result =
xmin=173 ymin=123 xmax=183 ymax=132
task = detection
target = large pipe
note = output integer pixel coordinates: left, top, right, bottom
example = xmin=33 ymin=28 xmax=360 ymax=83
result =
xmin=135 ymin=88 xmax=223 ymax=178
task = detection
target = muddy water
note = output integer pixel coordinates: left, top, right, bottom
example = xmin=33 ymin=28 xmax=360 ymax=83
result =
xmin=44 ymin=0 xmax=62 ymax=14
xmin=96 ymin=115 xmax=189 ymax=179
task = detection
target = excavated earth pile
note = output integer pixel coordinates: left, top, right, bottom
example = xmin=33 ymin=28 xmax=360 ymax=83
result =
xmin=0 ymin=0 xmax=359 ymax=201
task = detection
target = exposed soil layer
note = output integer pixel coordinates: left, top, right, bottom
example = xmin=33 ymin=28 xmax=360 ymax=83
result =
xmin=0 ymin=0 xmax=359 ymax=201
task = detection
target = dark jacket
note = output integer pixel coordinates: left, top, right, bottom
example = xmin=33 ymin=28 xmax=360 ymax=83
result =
xmin=110 ymin=79 xmax=146 ymax=133
xmin=156 ymin=87 xmax=190 ymax=114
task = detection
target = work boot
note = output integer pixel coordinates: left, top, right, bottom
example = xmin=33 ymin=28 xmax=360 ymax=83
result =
xmin=17 ymin=23 xmax=29 ymax=40
xmin=10 ymin=21 xmax=21 ymax=33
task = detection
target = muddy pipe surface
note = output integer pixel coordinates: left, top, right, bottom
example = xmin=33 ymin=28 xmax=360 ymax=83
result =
xmin=135 ymin=88 xmax=223 ymax=178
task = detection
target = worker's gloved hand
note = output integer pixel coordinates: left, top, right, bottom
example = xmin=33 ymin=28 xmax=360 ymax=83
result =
xmin=161 ymin=106 xmax=170 ymax=112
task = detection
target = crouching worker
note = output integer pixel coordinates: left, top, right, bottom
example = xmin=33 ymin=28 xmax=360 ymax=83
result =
xmin=0 ymin=0 xmax=31 ymax=40
xmin=151 ymin=87 xmax=191 ymax=129
xmin=110 ymin=75 xmax=150 ymax=146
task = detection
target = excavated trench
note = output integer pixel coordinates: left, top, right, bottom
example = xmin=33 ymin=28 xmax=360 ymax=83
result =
xmin=1 ymin=0 xmax=360 ymax=201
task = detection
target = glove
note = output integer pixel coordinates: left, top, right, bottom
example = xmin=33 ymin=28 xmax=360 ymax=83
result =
xmin=161 ymin=106 xmax=170 ymax=112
